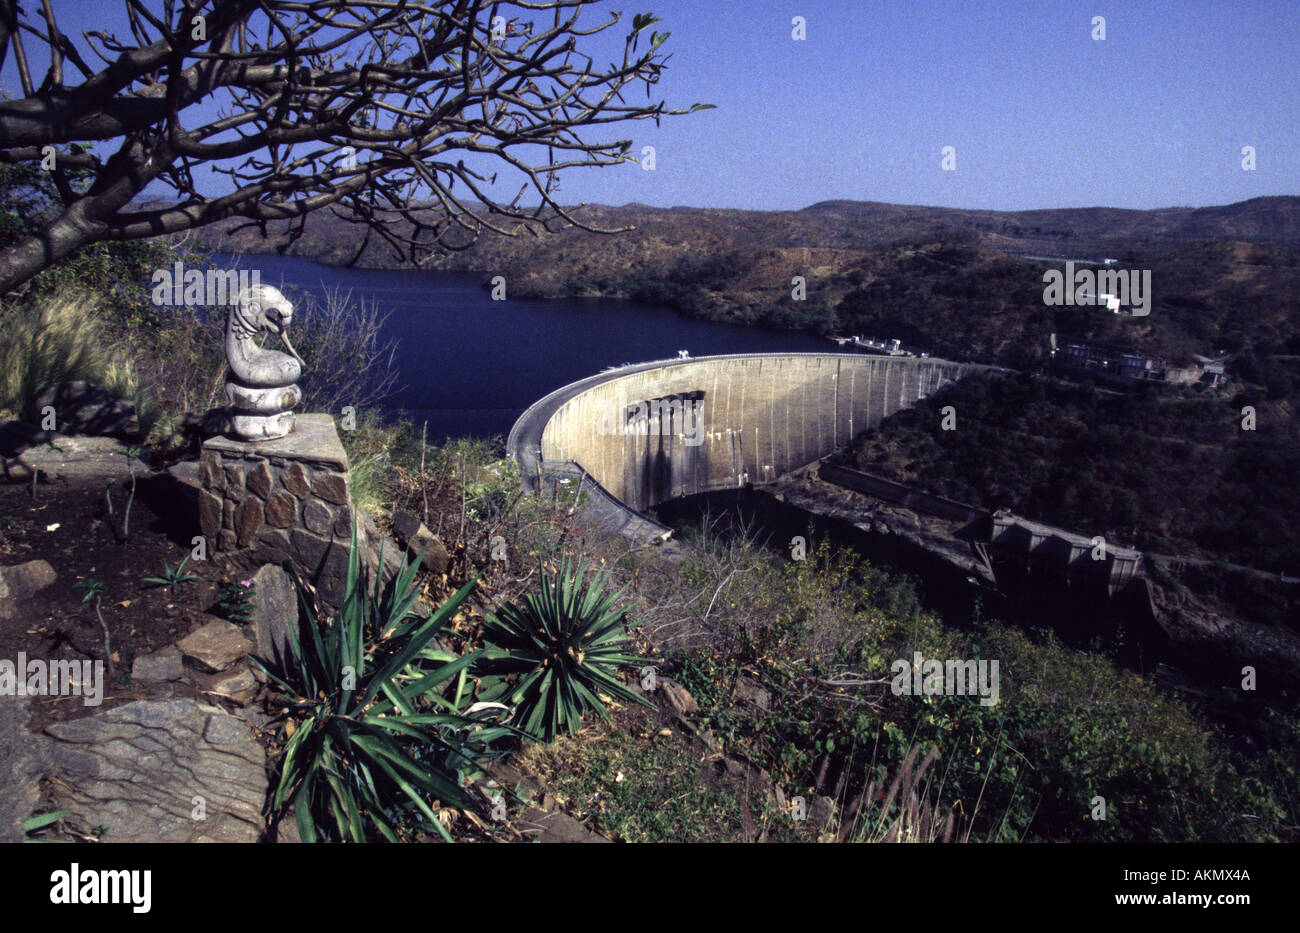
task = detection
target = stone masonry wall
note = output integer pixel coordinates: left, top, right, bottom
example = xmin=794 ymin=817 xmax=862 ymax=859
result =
xmin=197 ymin=414 xmax=373 ymax=608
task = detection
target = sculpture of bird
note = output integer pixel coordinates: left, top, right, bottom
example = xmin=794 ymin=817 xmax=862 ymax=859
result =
xmin=226 ymin=283 xmax=304 ymax=388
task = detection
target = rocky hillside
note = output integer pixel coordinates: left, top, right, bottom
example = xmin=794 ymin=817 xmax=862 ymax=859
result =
xmin=193 ymin=196 xmax=1300 ymax=368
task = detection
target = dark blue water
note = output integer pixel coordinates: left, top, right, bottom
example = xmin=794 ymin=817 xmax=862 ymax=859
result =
xmin=219 ymin=252 xmax=834 ymax=440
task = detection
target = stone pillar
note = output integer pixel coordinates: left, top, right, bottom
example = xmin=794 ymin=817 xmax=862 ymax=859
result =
xmin=199 ymin=414 xmax=357 ymax=607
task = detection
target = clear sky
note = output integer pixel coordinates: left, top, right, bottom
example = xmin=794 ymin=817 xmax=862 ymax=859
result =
xmin=10 ymin=0 xmax=1299 ymax=212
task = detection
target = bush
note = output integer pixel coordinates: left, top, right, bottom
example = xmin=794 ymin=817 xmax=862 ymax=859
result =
xmin=255 ymin=535 xmax=514 ymax=842
xmin=0 ymin=289 xmax=136 ymax=423
xmin=667 ymin=531 xmax=1287 ymax=842
xmin=272 ymin=282 xmax=400 ymax=416
xmin=478 ymin=558 xmax=651 ymax=741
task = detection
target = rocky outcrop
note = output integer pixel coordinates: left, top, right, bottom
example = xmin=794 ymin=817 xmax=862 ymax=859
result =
xmin=1146 ymin=577 xmax=1300 ymax=683
xmin=42 ymin=699 xmax=267 ymax=843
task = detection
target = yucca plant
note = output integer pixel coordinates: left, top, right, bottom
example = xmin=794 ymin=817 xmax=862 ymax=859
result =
xmin=253 ymin=532 xmax=515 ymax=842
xmin=478 ymin=558 xmax=652 ymax=741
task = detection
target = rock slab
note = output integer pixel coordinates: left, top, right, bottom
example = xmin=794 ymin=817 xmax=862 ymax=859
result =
xmin=131 ymin=645 xmax=184 ymax=682
xmin=176 ymin=620 xmax=253 ymax=672
xmin=44 ymin=698 xmax=266 ymax=843
xmin=251 ymin=563 xmax=297 ymax=669
xmin=0 ymin=424 xmax=149 ymax=483
xmin=0 ymin=695 xmax=52 ymax=843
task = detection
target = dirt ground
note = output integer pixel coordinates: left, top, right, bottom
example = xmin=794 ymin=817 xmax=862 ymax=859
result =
xmin=0 ymin=469 xmax=252 ymax=730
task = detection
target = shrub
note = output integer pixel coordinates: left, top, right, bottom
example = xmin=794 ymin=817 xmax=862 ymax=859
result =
xmin=666 ymin=527 xmax=1286 ymax=842
xmin=254 ymin=536 xmax=514 ymax=842
xmin=0 ymin=290 xmax=134 ymax=423
xmin=273 ymin=283 xmax=400 ymax=416
xmin=479 ymin=558 xmax=651 ymax=741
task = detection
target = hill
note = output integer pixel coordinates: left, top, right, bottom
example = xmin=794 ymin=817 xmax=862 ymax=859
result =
xmin=192 ymin=196 xmax=1300 ymax=368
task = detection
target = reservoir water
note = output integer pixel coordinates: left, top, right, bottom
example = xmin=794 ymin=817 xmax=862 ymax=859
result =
xmin=221 ymin=252 xmax=832 ymax=441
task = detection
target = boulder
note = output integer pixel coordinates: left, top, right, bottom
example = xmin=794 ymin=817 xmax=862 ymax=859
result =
xmin=657 ymin=679 xmax=698 ymax=718
xmin=250 ymin=563 xmax=297 ymax=669
xmin=357 ymin=508 xmax=408 ymax=587
xmin=0 ymin=559 xmax=56 ymax=620
xmin=391 ymin=510 xmax=451 ymax=575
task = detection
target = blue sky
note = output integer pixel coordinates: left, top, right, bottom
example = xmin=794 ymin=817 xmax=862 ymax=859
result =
xmin=9 ymin=0 xmax=1298 ymax=212
xmin=605 ymin=0 xmax=1299 ymax=210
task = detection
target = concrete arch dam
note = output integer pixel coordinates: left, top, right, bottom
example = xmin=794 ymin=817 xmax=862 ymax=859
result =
xmin=509 ymin=353 xmax=981 ymax=520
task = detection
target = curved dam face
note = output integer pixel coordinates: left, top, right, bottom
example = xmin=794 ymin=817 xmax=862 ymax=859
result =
xmin=512 ymin=353 xmax=980 ymax=516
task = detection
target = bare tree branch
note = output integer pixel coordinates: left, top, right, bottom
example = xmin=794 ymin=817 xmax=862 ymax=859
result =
xmin=0 ymin=1 xmax=712 ymax=293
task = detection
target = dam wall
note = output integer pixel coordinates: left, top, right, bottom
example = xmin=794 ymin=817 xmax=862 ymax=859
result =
xmin=532 ymin=353 xmax=978 ymax=513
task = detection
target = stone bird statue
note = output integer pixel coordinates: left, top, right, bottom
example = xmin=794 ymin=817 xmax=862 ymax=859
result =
xmin=224 ymin=283 xmax=305 ymax=440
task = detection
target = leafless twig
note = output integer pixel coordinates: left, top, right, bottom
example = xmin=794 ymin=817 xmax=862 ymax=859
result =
xmin=0 ymin=1 xmax=710 ymax=293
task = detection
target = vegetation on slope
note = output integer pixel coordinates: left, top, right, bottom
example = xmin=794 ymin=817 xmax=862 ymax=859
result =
xmin=326 ymin=417 xmax=1298 ymax=843
xmin=843 ymin=371 xmax=1300 ymax=576
xmin=6 ymin=183 xmax=1296 ymax=843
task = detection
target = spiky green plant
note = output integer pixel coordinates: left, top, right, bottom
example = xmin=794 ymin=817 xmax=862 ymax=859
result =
xmin=23 ymin=810 xmax=69 ymax=843
xmin=143 ymin=554 xmax=197 ymax=597
xmin=252 ymin=534 xmax=515 ymax=842
xmin=479 ymin=558 xmax=651 ymax=741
